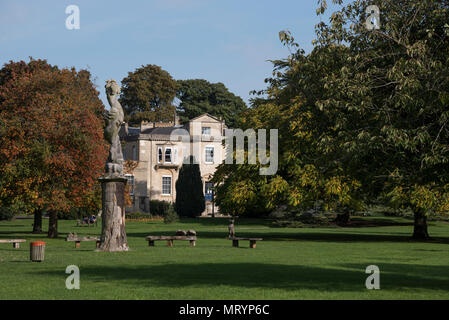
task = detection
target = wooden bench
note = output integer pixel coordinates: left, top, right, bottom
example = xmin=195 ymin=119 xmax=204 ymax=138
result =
xmin=229 ymin=237 xmax=263 ymax=248
xmin=66 ymin=237 xmax=100 ymax=248
xmin=0 ymin=239 xmax=26 ymax=249
xmin=146 ymin=235 xmax=197 ymax=247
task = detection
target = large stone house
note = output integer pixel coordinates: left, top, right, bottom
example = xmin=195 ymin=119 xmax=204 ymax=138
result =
xmin=119 ymin=113 xmax=226 ymax=216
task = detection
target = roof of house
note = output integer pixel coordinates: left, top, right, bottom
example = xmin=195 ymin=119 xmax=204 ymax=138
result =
xmin=140 ymin=126 xmax=186 ymax=135
xmin=189 ymin=113 xmax=223 ymax=122
xmin=121 ymin=113 xmax=225 ymax=142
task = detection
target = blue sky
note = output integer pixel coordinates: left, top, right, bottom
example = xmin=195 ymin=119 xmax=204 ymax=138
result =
xmin=0 ymin=0 xmax=341 ymax=107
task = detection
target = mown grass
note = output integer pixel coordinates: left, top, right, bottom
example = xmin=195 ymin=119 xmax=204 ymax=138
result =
xmin=0 ymin=216 xmax=448 ymax=300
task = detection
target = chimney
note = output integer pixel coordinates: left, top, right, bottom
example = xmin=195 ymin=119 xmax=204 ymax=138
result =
xmin=140 ymin=120 xmax=154 ymax=132
xmin=174 ymin=110 xmax=179 ymax=126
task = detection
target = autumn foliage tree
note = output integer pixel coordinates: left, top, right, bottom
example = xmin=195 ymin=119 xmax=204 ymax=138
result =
xmin=0 ymin=58 xmax=108 ymax=237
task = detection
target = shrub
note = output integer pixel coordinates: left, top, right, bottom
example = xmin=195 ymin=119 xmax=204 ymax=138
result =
xmin=175 ymin=156 xmax=205 ymax=217
xmin=150 ymin=200 xmax=171 ymax=216
xmin=164 ymin=205 xmax=179 ymax=224
xmin=0 ymin=207 xmax=16 ymax=221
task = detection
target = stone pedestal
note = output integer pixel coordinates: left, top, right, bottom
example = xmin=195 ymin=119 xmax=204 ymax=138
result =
xmin=96 ymin=176 xmax=129 ymax=252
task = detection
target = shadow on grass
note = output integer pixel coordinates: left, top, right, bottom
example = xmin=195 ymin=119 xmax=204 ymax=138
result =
xmin=179 ymin=217 xmax=416 ymax=228
xmin=127 ymin=229 xmax=449 ymax=244
xmin=178 ymin=217 xmax=272 ymax=227
xmin=36 ymin=262 xmax=449 ymax=293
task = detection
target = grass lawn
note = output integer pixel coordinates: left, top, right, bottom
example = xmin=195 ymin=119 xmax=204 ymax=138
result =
xmin=0 ymin=216 xmax=448 ymax=300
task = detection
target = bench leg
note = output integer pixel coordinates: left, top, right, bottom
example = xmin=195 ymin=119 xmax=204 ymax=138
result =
xmin=190 ymin=240 xmax=196 ymax=247
xmin=167 ymin=240 xmax=173 ymax=247
xmin=75 ymin=241 xmax=80 ymax=248
xmin=149 ymin=240 xmax=155 ymax=247
xmin=13 ymin=242 xmax=19 ymax=249
xmin=250 ymin=240 xmax=256 ymax=249
xmin=96 ymin=241 xmax=101 ymax=248
xmin=232 ymin=240 xmax=239 ymax=247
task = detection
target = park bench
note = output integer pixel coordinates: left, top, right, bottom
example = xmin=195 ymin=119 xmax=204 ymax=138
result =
xmin=229 ymin=237 xmax=263 ymax=248
xmin=0 ymin=239 xmax=26 ymax=249
xmin=146 ymin=235 xmax=197 ymax=247
xmin=66 ymin=236 xmax=100 ymax=248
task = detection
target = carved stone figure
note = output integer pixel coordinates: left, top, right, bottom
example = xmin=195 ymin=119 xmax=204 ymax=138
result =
xmin=97 ymin=79 xmax=129 ymax=252
xmin=104 ymin=79 xmax=124 ymax=177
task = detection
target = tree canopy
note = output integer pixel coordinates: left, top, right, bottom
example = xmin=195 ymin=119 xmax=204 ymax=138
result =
xmin=0 ymin=58 xmax=108 ymax=237
xmin=213 ymin=0 xmax=449 ymax=238
xmin=176 ymin=79 xmax=247 ymax=127
xmin=119 ymin=64 xmax=178 ymax=126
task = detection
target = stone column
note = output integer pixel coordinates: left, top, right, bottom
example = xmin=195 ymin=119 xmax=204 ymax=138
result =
xmin=96 ymin=176 xmax=129 ymax=252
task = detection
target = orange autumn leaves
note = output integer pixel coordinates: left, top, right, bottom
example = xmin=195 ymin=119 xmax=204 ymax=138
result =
xmin=0 ymin=59 xmax=108 ymax=213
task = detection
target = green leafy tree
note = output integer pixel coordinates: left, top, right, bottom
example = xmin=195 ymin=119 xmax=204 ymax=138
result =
xmin=213 ymin=35 xmax=362 ymax=220
xmin=214 ymin=0 xmax=449 ymax=239
xmin=314 ymin=0 xmax=449 ymax=238
xmin=175 ymin=156 xmax=205 ymax=217
xmin=176 ymin=79 xmax=247 ymax=127
xmin=119 ymin=64 xmax=178 ymax=125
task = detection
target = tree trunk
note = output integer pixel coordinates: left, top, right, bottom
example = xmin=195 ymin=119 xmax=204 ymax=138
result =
xmin=32 ymin=209 xmax=43 ymax=233
xmin=412 ymin=208 xmax=429 ymax=240
xmin=97 ymin=178 xmax=129 ymax=252
xmin=47 ymin=211 xmax=58 ymax=238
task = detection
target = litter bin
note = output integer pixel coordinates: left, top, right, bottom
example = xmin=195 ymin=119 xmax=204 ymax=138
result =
xmin=30 ymin=241 xmax=46 ymax=262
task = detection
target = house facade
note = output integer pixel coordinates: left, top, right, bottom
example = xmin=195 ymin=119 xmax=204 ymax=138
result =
xmin=119 ymin=114 xmax=226 ymax=216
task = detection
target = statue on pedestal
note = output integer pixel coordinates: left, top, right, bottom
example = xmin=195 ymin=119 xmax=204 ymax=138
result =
xmin=97 ymin=79 xmax=129 ymax=252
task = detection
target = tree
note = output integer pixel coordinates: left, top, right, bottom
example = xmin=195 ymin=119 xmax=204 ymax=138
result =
xmin=314 ymin=0 xmax=449 ymax=238
xmin=119 ymin=64 xmax=178 ymax=125
xmin=175 ymin=156 xmax=205 ymax=217
xmin=124 ymin=159 xmax=138 ymax=208
xmin=213 ymin=35 xmax=362 ymax=220
xmin=0 ymin=58 xmax=108 ymax=237
xmin=214 ymin=0 xmax=449 ymax=239
xmin=176 ymin=79 xmax=247 ymax=127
